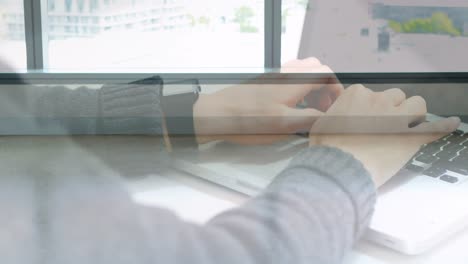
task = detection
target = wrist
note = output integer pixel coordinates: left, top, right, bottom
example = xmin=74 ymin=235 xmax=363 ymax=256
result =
xmin=193 ymin=93 xmax=237 ymax=144
xmin=310 ymin=135 xmax=393 ymax=187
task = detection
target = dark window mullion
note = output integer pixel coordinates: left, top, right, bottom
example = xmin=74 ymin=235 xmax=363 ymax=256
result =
xmin=24 ymin=0 xmax=48 ymax=70
xmin=265 ymin=0 xmax=282 ymax=69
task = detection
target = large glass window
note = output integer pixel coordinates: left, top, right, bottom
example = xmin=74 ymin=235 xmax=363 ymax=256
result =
xmin=281 ymin=0 xmax=308 ymax=64
xmin=0 ymin=0 xmax=27 ymax=71
xmin=44 ymin=0 xmax=264 ymax=70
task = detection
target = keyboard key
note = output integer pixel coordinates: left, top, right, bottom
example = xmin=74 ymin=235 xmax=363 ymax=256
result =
xmin=441 ymin=144 xmax=465 ymax=152
xmin=445 ymin=134 xmax=467 ymax=145
xmin=440 ymin=175 xmax=459 ymax=184
xmin=458 ymin=148 xmax=468 ymax=158
xmin=421 ymin=141 xmax=448 ymax=155
xmin=447 ymin=167 xmax=468 ymax=176
xmin=423 ymin=167 xmax=446 ymax=178
xmin=405 ymin=163 xmax=425 ymax=173
xmin=436 ymin=144 xmax=465 ymax=160
xmin=446 ymin=158 xmax=468 ymax=176
xmin=415 ymin=153 xmax=439 ymax=164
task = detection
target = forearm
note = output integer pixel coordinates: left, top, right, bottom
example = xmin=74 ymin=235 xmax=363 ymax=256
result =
xmin=193 ymin=93 xmax=237 ymax=144
xmin=0 ymin=79 xmax=165 ymax=135
xmin=205 ymin=146 xmax=376 ymax=264
xmin=142 ymin=147 xmax=376 ymax=264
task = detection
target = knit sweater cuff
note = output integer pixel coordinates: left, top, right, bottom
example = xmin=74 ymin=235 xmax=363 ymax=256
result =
xmin=98 ymin=81 xmax=164 ymax=135
xmin=276 ymin=146 xmax=376 ymax=239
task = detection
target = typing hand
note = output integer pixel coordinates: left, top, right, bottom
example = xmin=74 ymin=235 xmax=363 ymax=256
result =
xmin=193 ymin=58 xmax=344 ymax=145
xmin=309 ymin=84 xmax=460 ymax=187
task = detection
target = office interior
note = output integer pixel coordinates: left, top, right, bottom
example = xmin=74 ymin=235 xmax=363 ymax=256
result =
xmin=1 ymin=0 xmax=468 ymax=263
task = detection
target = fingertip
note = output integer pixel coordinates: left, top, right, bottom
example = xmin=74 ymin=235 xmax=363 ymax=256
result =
xmin=319 ymin=94 xmax=333 ymax=112
xmin=449 ymin=116 xmax=461 ymax=123
xmin=448 ymin=116 xmax=461 ymax=130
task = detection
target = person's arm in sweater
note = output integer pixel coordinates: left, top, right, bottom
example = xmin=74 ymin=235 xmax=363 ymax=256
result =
xmin=0 ymin=78 xmax=164 ymax=135
xmin=149 ymin=147 xmax=375 ymax=264
xmin=129 ymin=86 xmax=457 ymax=264
xmin=17 ymin=85 xmax=458 ymax=264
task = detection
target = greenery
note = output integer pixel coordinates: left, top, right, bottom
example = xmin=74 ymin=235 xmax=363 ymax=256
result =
xmin=388 ymin=12 xmax=462 ymax=37
xmin=186 ymin=14 xmax=196 ymax=27
xmin=198 ymin=16 xmax=210 ymax=26
xmin=234 ymin=6 xmax=258 ymax=33
xmin=0 ymin=11 xmax=5 ymax=38
xmin=297 ymin=0 xmax=310 ymax=9
xmin=186 ymin=14 xmax=211 ymax=28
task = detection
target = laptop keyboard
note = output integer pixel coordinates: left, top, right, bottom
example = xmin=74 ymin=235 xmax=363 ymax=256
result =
xmin=407 ymin=130 xmax=468 ymax=184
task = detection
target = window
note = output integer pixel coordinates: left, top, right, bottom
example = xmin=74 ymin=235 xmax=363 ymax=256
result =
xmin=281 ymin=0 xmax=308 ymax=64
xmin=8 ymin=0 xmax=468 ymax=72
xmin=44 ymin=0 xmax=264 ymax=70
xmin=90 ymin=0 xmax=98 ymax=12
xmin=78 ymin=0 xmax=85 ymax=13
xmin=65 ymin=0 xmax=73 ymax=13
xmin=48 ymin=0 xmax=56 ymax=11
xmin=0 ymin=0 xmax=27 ymax=71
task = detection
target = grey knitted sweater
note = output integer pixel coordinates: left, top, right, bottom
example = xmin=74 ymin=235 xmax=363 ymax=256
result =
xmin=0 ymin=81 xmax=376 ymax=264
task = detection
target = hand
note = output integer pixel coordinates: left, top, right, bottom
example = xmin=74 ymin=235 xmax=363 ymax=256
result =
xmin=309 ymin=84 xmax=460 ymax=187
xmin=194 ymin=58 xmax=344 ymax=145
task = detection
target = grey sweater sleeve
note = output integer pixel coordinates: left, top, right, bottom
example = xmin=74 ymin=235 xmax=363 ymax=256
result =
xmin=0 ymin=79 xmax=164 ymax=135
xmin=1 ymin=135 xmax=376 ymax=264
xmin=160 ymin=146 xmax=377 ymax=264
xmin=14 ymin=145 xmax=375 ymax=264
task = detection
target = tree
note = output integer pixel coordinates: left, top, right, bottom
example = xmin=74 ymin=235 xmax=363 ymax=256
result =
xmin=388 ymin=20 xmax=402 ymax=33
xmin=198 ymin=16 xmax=210 ymax=26
xmin=388 ymin=12 xmax=461 ymax=37
xmin=186 ymin=14 xmax=196 ymax=27
xmin=282 ymin=8 xmax=290 ymax=33
xmin=0 ymin=9 xmax=6 ymax=39
xmin=234 ymin=6 xmax=258 ymax=33
xmin=431 ymin=12 xmax=461 ymax=36
xmin=297 ymin=0 xmax=309 ymax=9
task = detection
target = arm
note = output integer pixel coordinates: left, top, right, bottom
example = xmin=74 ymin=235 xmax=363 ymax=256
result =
xmin=37 ymin=145 xmax=374 ymax=264
xmin=186 ymin=147 xmax=375 ymax=264
xmin=0 ymin=79 xmax=164 ymax=135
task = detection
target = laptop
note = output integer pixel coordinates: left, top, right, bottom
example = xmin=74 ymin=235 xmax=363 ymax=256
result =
xmin=173 ymin=0 xmax=468 ymax=255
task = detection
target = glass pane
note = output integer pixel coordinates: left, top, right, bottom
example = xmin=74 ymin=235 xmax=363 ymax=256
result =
xmin=296 ymin=0 xmax=468 ymax=72
xmin=281 ymin=0 xmax=308 ymax=64
xmin=44 ymin=0 xmax=264 ymax=70
xmin=0 ymin=0 xmax=27 ymax=71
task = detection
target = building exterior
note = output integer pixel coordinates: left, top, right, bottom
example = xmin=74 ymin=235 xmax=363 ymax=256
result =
xmin=372 ymin=0 xmax=468 ymax=35
xmin=1 ymin=0 xmax=190 ymax=40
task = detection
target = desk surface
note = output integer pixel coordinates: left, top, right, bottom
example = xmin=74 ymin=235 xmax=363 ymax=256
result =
xmin=2 ymin=136 xmax=468 ymax=264
xmin=129 ymin=167 xmax=468 ymax=264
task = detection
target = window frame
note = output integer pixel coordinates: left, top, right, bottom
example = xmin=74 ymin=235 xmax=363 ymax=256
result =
xmin=23 ymin=0 xmax=284 ymax=71
xmin=18 ymin=0 xmax=468 ymax=82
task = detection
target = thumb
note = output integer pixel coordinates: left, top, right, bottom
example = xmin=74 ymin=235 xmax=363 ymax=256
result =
xmin=410 ymin=116 xmax=461 ymax=144
xmin=281 ymin=106 xmax=323 ymax=133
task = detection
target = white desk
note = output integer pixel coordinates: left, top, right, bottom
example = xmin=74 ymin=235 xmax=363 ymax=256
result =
xmin=3 ymin=136 xmax=467 ymax=264
xmin=128 ymin=167 xmax=468 ymax=264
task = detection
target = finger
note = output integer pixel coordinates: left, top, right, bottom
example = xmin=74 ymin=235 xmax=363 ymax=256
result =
xmin=280 ymin=65 xmax=343 ymax=103
xmin=281 ymin=57 xmax=322 ymax=72
xmin=346 ymin=84 xmax=373 ymax=102
xmin=312 ymin=65 xmax=344 ymax=101
xmin=318 ymin=93 xmax=333 ymax=112
xmin=381 ymin=88 xmax=406 ymax=106
xmin=398 ymin=96 xmax=427 ymax=126
xmin=411 ymin=117 xmax=460 ymax=135
xmin=281 ymin=106 xmax=324 ymax=132
xmin=302 ymin=57 xmax=322 ymax=66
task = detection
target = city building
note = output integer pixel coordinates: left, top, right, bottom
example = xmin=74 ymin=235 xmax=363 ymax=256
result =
xmin=1 ymin=0 xmax=191 ymax=40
